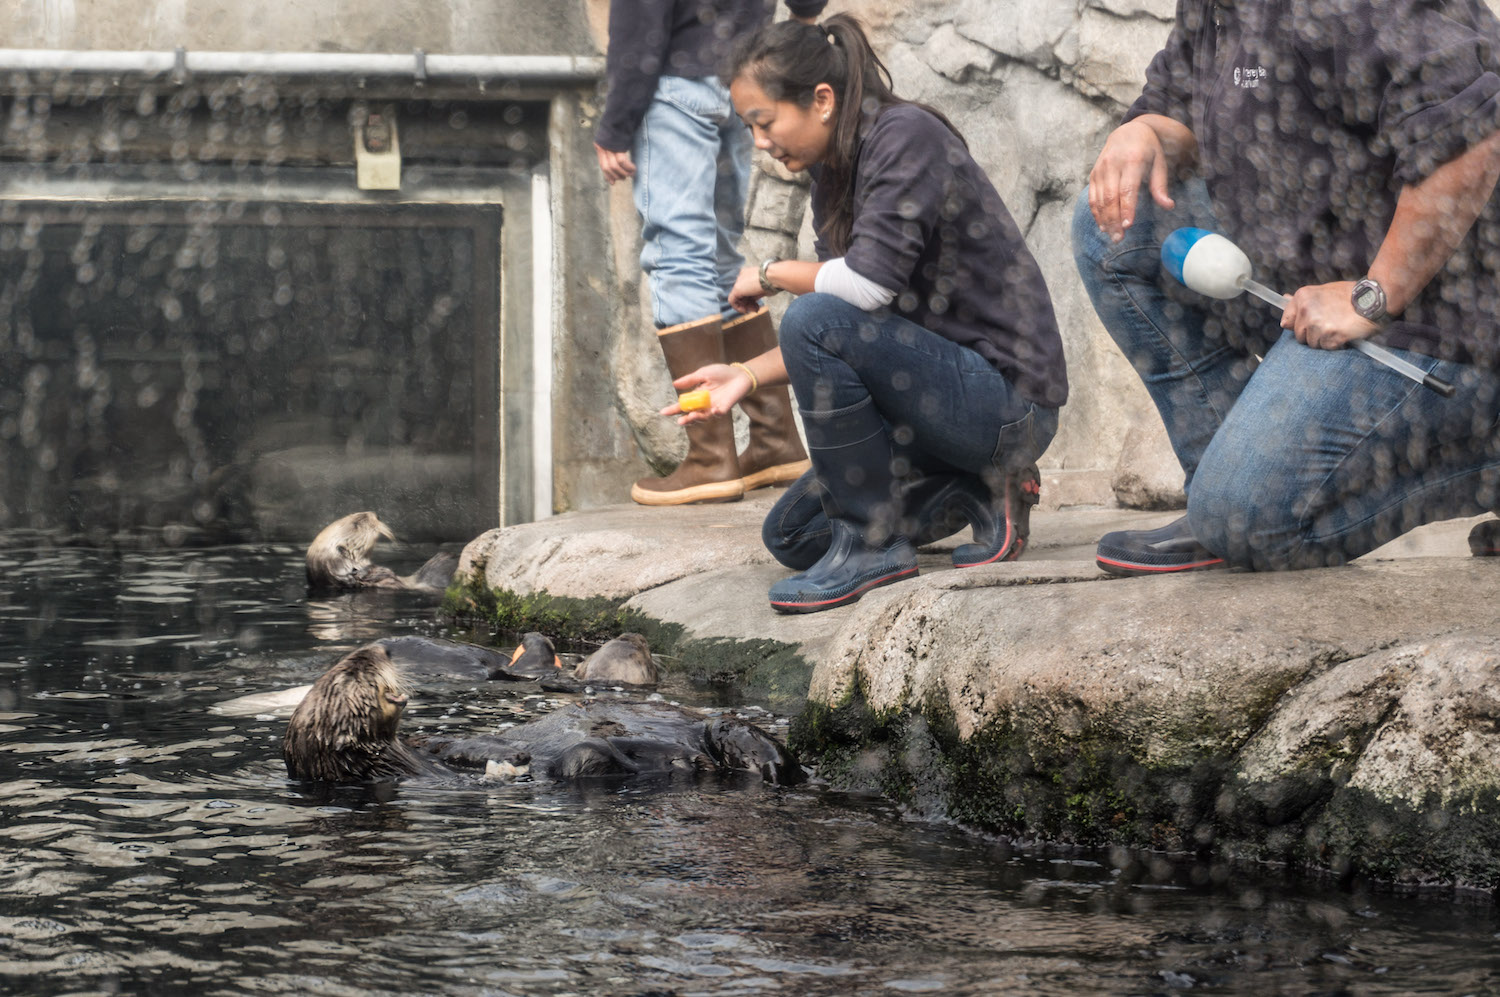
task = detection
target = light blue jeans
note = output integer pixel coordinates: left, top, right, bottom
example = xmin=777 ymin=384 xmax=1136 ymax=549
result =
xmin=762 ymin=293 xmax=1059 ymax=566
xmin=1071 ymin=180 xmax=1500 ymax=570
xmin=633 ymin=75 xmax=752 ymax=327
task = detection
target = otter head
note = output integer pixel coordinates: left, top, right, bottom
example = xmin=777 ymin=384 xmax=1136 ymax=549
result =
xmin=305 ymin=512 xmax=399 ymax=593
xmin=283 ymin=643 xmax=422 ymax=782
xmin=574 ymin=632 xmax=657 ymax=687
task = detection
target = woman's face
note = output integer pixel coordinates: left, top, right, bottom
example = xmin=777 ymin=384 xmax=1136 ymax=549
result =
xmin=729 ymin=77 xmax=835 ymax=173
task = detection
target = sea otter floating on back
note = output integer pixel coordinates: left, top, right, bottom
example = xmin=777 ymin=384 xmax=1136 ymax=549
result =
xmin=305 ymin=511 xmax=458 ymax=593
xmin=282 ymin=643 xmax=799 ymax=786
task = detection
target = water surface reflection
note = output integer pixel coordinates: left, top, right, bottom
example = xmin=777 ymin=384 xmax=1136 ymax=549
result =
xmin=1 ymin=542 xmax=1496 ymax=996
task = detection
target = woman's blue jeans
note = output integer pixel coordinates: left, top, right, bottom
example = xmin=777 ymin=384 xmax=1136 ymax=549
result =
xmin=1071 ymin=179 xmax=1500 ymax=570
xmin=633 ymin=75 xmax=752 ymax=327
xmin=763 ymin=293 xmax=1058 ymax=567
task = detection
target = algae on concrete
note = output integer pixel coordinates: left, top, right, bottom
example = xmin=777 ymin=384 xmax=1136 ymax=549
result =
xmin=796 ymin=678 xmax=1500 ymax=896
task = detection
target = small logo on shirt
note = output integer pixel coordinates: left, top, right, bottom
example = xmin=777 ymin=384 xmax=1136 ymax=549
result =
xmin=1233 ymin=65 xmax=1267 ymax=88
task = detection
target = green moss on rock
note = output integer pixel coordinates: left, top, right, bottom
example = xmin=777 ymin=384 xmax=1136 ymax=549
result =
xmin=441 ymin=579 xmax=814 ymax=710
xmin=792 ymin=682 xmax=1500 ymax=894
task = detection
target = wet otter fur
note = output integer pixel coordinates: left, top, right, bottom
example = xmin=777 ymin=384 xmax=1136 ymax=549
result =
xmin=282 ymin=643 xmax=435 ymax=782
xmin=282 ymin=644 xmax=800 ymax=786
xmin=506 ymin=632 xmax=565 ymax=678
xmin=417 ymin=701 xmax=802 ymax=785
xmin=573 ymin=632 xmax=657 ymax=687
xmin=375 ymin=633 xmax=562 ymax=684
xmin=306 ymin=511 xmax=458 ymax=593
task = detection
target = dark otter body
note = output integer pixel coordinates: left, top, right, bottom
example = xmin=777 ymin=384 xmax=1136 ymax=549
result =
xmin=306 ymin=511 xmax=457 ymax=594
xmin=417 ymin=701 xmax=802 ymax=785
xmin=375 ymin=633 xmax=562 ymax=685
xmin=282 ymin=644 xmax=800 ymax=786
xmin=504 ymin=632 xmax=565 ymax=679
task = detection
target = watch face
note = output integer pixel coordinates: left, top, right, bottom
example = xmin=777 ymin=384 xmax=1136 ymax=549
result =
xmin=1353 ymin=279 xmax=1385 ymax=320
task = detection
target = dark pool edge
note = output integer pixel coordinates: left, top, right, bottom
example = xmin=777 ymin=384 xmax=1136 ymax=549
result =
xmin=794 ymin=680 xmax=1500 ymax=904
xmin=438 ymin=536 xmax=1500 ymax=899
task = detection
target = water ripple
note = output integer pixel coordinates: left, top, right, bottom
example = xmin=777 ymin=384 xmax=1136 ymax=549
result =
xmin=0 ymin=543 xmax=1496 ymax=996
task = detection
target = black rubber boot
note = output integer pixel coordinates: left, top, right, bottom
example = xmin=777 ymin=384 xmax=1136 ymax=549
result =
xmin=767 ymin=398 xmax=917 ymax=614
xmin=951 ymin=464 xmax=1042 ymax=567
xmin=1095 ymin=514 xmax=1226 ymax=576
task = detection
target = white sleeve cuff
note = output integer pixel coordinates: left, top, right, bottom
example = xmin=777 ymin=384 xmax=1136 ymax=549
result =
xmin=813 ymin=257 xmax=896 ymax=311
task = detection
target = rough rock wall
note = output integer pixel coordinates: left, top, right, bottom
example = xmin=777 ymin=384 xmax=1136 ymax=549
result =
xmin=607 ymin=0 xmax=1188 ymax=509
xmin=793 ymin=558 xmax=1500 ymax=892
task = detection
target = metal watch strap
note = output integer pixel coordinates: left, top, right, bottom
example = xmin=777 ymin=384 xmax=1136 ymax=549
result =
xmin=1351 ymin=277 xmax=1388 ymax=324
xmin=758 ymin=257 xmax=780 ymax=294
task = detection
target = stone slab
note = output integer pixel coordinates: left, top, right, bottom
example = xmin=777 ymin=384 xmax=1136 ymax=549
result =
xmin=453 ymin=494 xmax=1500 ymax=890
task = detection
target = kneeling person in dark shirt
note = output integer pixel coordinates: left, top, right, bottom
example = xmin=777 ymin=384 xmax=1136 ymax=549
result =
xmin=663 ymin=13 xmax=1070 ymax=613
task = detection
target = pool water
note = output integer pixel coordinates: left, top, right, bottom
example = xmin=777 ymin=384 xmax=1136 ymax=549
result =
xmin=1 ymin=541 xmax=1497 ymax=996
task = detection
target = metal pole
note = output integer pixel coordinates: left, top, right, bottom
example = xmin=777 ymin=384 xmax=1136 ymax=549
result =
xmin=0 ymin=48 xmax=603 ymax=83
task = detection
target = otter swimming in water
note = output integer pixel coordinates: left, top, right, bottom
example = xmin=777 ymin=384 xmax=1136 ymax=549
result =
xmin=282 ymin=643 xmax=435 ymax=782
xmin=376 ymin=632 xmax=563 ymax=684
xmin=305 ymin=511 xmax=458 ymax=593
xmin=417 ymin=700 xmax=800 ymax=784
xmin=573 ymin=633 xmax=657 ymax=687
xmin=282 ymin=643 xmax=799 ymax=786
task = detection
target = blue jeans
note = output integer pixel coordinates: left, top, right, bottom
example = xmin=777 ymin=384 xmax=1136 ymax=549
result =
xmin=763 ymin=294 xmax=1058 ymax=566
xmin=633 ymin=75 xmax=752 ymax=327
xmin=1071 ymin=180 xmax=1500 ymax=570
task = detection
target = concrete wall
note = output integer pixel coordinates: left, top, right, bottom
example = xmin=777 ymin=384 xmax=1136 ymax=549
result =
xmin=0 ymin=1 xmax=596 ymax=56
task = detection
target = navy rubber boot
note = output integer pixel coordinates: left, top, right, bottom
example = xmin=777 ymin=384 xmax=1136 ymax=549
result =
xmin=1095 ymin=514 xmax=1226 ymax=576
xmin=951 ymin=464 xmax=1041 ymax=568
xmin=767 ymin=398 xmax=917 ymax=614
xmin=897 ymin=472 xmax=978 ymax=548
xmin=767 ymin=520 xmax=917 ymax=613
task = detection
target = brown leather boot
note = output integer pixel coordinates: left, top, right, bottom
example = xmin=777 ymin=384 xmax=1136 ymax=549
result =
xmin=630 ymin=315 xmax=745 ymax=506
xmin=722 ymin=308 xmax=811 ymax=491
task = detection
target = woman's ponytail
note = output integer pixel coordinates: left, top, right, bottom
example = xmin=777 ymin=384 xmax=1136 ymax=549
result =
xmin=725 ymin=14 xmax=965 ymax=256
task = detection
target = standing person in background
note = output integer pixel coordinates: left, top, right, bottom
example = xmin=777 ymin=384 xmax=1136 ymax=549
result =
xmin=1073 ymin=0 xmax=1500 ymax=574
xmin=665 ymin=14 xmax=1068 ymax=613
xmin=595 ymin=0 xmax=825 ymax=507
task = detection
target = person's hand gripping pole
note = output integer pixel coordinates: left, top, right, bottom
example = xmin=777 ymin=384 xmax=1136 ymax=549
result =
xmin=1160 ymin=228 xmax=1454 ymax=397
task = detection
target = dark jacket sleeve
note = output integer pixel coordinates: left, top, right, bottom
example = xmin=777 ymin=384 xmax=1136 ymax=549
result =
xmin=1301 ymin=0 xmax=1500 ymax=184
xmin=840 ymin=113 xmax=950 ymax=292
xmin=594 ymin=0 xmax=676 ymax=152
xmin=1122 ymin=0 xmax=1198 ymax=128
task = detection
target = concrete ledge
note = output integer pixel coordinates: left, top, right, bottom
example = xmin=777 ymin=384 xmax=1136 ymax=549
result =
xmin=452 ymin=491 xmax=1500 ymax=894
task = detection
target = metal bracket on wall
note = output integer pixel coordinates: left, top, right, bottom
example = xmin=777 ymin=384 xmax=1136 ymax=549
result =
xmin=353 ymin=103 xmax=400 ymax=190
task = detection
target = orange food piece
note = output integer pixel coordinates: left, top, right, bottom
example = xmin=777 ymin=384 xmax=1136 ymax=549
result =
xmin=678 ymin=389 xmax=711 ymax=412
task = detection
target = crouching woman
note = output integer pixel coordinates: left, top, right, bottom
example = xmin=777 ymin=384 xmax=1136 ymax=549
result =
xmin=668 ymin=13 xmax=1069 ymax=614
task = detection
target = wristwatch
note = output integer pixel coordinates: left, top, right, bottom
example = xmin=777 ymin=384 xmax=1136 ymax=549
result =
xmin=1351 ymin=277 xmax=1388 ymax=324
xmin=758 ymin=257 xmax=781 ymax=295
